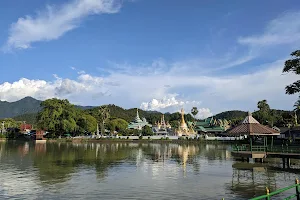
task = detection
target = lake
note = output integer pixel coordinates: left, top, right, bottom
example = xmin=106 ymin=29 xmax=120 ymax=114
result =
xmin=0 ymin=141 xmax=299 ymax=200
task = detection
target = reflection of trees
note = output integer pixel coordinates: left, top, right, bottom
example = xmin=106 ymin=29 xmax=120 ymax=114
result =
xmin=33 ymin=143 xmax=138 ymax=184
xmin=1 ymin=142 xmax=236 ymax=187
xmin=0 ymin=141 xmax=34 ymax=171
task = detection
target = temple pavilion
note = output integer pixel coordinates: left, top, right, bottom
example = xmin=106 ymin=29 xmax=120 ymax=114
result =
xmin=227 ymin=112 xmax=279 ymax=136
xmin=128 ymin=109 xmax=152 ymax=130
xmin=227 ymin=112 xmax=279 ymax=147
xmin=194 ymin=117 xmax=230 ymax=135
xmin=175 ymin=108 xmax=196 ymax=136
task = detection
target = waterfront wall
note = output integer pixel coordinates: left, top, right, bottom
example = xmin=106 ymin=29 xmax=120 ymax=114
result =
xmin=116 ymin=135 xmax=245 ymax=141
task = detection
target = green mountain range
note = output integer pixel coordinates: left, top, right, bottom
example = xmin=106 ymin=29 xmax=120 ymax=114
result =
xmin=0 ymin=97 xmax=293 ymax=127
xmin=0 ymin=97 xmax=42 ymax=119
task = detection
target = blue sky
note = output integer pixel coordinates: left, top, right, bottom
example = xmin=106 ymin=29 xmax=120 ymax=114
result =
xmin=0 ymin=0 xmax=300 ymax=118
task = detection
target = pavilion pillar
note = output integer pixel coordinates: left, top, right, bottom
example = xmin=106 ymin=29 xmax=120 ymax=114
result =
xmin=271 ymin=136 xmax=274 ymax=151
xmin=250 ymin=136 xmax=253 ymax=152
xmin=283 ymin=158 xmax=286 ymax=168
xmin=287 ymin=158 xmax=291 ymax=168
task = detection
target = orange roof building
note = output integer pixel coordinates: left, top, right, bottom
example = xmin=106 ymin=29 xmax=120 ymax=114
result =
xmin=227 ymin=112 xmax=280 ymax=136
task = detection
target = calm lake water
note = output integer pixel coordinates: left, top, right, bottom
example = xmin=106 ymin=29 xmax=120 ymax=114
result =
xmin=0 ymin=141 xmax=299 ymax=200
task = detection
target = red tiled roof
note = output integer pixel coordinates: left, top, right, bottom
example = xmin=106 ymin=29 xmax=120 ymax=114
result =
xmin=228 ymin=123 xmax=279 ymax=135
xmin=227 ymin=112 xmax=280 ymax=135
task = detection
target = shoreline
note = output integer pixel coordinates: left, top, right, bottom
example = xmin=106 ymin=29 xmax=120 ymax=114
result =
xmin=44 ymin=138 xmax=247 ymax=144
xmin=0 ymin=137 xmax=246 ymax=144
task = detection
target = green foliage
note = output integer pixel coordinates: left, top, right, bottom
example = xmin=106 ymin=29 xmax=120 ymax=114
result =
xmin=252 ymin=99 xmax=293 ymax=127
xmin=119 ymin=129 xmax=139 ymax=136
xmin=0 ymin=118 xmax=18 ymax=128
xmin=13 ymin=113 xmax=37 ymax=125
xmin=283 ymin=50 xmax=300 ymax=94
xmin=86 ymin=105 xmax=193 ymax=125
xmin=36 ymin=98 xmax=97 ymax=137
xmin=77 ymin=114 xmax=97 ymax=134
xmin=191 ymin=107 xmax=199 ymax=121
xmin=214 ymin=110 xmax=247 ymax=120
xmin=256 ymin=100 xmax=270 ymax=125
xmin=142 ymin=125 xmax=153 ymax=136
xmin=106 ymin=118 xmax=128 ymax=133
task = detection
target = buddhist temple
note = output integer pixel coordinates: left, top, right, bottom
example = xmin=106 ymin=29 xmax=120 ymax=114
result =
xmin=175 ymin=108 xmax=196 ymax=136
xmin=128 ymin=109 xmax=152 ymax=130
xmin=152 ymin=114 xmax=172 ymax=135
xmin=194 ymin=117 xmax=230 ymax=135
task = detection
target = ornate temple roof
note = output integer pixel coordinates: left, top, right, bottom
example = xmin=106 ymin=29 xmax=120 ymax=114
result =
xmin=128 ymin=108 xmax=152 ymax=129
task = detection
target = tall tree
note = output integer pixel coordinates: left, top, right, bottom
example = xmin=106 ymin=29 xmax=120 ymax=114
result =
xmin=98 ymin=106 xmax=110 ymax=135
xmin=191 ymin=107 xmax=199 ymax=122
xmin=37 ymin=99 xmax=77 ymax=137
xmin=283 ymin=50 xmax=300 ymax=94
xmin=293 ymin=98 xmax=300 ymax=126
xmin=257 ymin=100 xmax=270 ymax=125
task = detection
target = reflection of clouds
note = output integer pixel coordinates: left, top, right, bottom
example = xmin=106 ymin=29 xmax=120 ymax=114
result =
xmin=0 ymin=166 xmax=41 ymax=199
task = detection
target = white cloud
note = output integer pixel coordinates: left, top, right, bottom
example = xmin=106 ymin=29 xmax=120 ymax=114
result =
xmin=0 ymin=74 xmax=107 ymax=102
xmin=238 ymin=11 xmax=300 ymax=46
xmin=140 ymin=94 xmax=201 ymax=111
xmin=3 ymin=0 xmax=122 ymax=51
xmin=140 ymin=95 xmax=210 ymax=118
xmin=196 ymin=108 xmax=213 ymax=119
xmin=0 ymin=58 xmax=297 ymax=113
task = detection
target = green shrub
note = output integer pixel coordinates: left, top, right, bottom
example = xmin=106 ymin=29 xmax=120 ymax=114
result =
xmin=166 ymin=137 xmax=169 ymax=140
xmin=139 ymin=135 xmax=143 ymax=140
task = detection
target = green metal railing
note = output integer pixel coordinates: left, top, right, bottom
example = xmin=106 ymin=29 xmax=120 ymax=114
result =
xmin=232 ymin=145 xmax=300 ymax=154
xmin=250 ymin=179 xmax=300 ymax=200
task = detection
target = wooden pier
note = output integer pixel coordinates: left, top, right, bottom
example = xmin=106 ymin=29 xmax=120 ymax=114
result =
xmin=232 ymin=145 xmax=300 ymax=168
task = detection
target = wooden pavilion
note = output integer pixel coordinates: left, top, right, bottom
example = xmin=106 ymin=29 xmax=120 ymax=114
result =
xmin=227 ymin=112 xmax=280 ymax=149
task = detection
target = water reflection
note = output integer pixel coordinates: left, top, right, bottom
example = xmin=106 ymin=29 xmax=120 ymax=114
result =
xmin=0 ymin=141 xmax=299 ymax=199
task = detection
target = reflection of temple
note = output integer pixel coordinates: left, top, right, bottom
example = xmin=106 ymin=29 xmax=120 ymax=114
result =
xmin=175 ymin=109 xmax=196 ymax=136
xmin=177 ymin=145 xmax=198 ymax=172
xmin=152 ymin=114 xmax=172 ymax=135
xmin=128 ymin=109 xmax=152 ymax=130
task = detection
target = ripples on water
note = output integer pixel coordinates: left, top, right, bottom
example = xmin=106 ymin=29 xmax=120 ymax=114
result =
xmin=0 ymin=141 xmax=299 ymax=199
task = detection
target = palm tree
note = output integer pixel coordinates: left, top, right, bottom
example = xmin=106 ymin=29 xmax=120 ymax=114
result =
xmin=293 ymin=98 xmax=300 ymax=126
xmin=191 ymin=107 xmax=199 ymax=123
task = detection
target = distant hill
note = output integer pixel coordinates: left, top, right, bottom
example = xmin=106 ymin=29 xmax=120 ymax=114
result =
xmin=214 ymin=110 xmax=248 ymax=120
xmin=85 ymin=104 xmax=193 ymax=124
xmin=0 ymin=97 xmax=96 ymax=119
xmin=1 ymin=97 xmax=293 ymax=128
xmin=0 ymin=97 xmax=42 ymax=119
xmin=13 ymin=113 xmax=38 ymax=125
